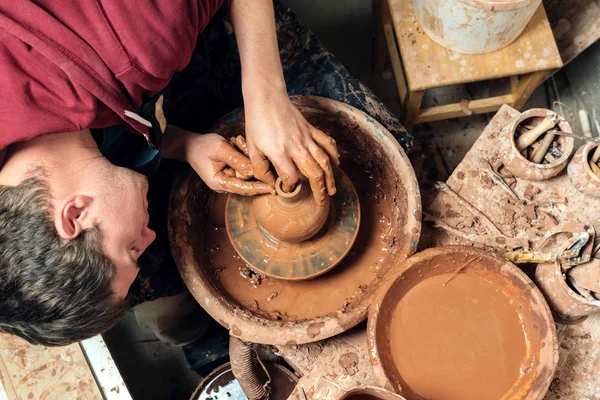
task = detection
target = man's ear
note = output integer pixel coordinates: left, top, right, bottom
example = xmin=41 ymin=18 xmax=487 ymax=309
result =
xmin=55 ymin=195 xmax=94 ymax=240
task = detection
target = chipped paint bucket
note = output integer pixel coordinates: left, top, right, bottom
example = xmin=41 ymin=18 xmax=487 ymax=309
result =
xmin=414 ymin=0 xmax=542 ymax=54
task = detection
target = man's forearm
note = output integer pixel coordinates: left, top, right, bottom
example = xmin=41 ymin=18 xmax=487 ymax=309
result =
xmin=161 ymin=124 xmax=200 ymax=162
xmin=229 ymin=0 xmax=286 ymax=101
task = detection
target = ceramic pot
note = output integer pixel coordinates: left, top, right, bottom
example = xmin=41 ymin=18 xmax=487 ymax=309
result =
xmin=568 ymin=143 xmax=600 ymax=196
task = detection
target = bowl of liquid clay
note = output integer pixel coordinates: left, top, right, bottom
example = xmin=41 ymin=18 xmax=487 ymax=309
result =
xmin=368 ymin=246 xmax=557 ymax=400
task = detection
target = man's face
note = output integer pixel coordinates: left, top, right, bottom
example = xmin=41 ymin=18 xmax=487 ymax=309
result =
xmin=94 ymin=164 xmax=156 ymax=297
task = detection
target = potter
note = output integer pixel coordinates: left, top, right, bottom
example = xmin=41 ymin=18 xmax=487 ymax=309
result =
xmin=0 ymin=0 xmax=416 ymax=350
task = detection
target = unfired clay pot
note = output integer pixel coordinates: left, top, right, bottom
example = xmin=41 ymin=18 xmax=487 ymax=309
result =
xmin=253 ymin=178 xmax=330 ymax=243
xmin=535 ymin=259 xmax=600 ymax=320
xmin=368 ymin=246 xmax=557 ymax=400
xmin=567 ymin=143 xmax=600 ymax=196
xmin=499 ymin=108 xmax=574 ymax=180
xmin=169 ymin=95 xmax=422 ymax=345
xmin=338 ymin=386 xmax=407 ymax=400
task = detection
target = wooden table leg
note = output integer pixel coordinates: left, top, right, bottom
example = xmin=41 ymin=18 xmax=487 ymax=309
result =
xmin=511 ymin=70 xmax=550 ymax=110
xmin=374 ymin=0 xmax=391 ymax=73
xmin=403 ymin=90 xmax=425 ymax=132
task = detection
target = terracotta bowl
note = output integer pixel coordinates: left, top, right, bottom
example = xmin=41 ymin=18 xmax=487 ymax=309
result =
xmin=568 ymin=143 xmax=600 ymax=196
xmin=368 ymin=246 xmax=558 ymax=400
xmin=338 ymin=386 xmax=407 ymax=400
xmin=500 ymin=108 xmax=574 ymax=180
xmin=535 ymin=259 xmax=600 ymax=320
xmin=169 ymin=95 xmax=422 ymax=345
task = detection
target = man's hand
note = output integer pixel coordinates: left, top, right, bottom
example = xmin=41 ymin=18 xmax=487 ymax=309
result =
xmin=244 ymin=90 xmax=339 ymax=206
xmin=229 ymin=0 xmax=340 ymax=206
xmin=162 ymin=126 xmax=273 ymax=196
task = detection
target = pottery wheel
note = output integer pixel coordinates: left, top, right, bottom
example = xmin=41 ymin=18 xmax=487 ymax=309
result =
xmin=225 ymin=168 xmax=360 ymax=280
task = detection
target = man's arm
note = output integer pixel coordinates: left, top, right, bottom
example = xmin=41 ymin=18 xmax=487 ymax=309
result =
xmin=229 ymin=0 xmax=339 ymax=205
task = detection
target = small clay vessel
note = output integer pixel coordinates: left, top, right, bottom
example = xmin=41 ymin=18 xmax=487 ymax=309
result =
xmin=568 ymin=143 xmax=600 ymax=196
xmin=535 ymin=259 xmax=600 ymax=320
xmin=253 ymin=178 xmax=330 ymax=243
xmin=338 ymin=386 xmax=407 ymax=400
xmin=499 ymin=108 xmax=574 ymax=180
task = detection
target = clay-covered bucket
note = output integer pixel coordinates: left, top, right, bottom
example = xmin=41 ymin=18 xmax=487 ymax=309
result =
xmin=499 ymin=108 xmax=574 ymax=181
xmin=368 ymin=246 xmax=557 ymax=400
xmin=169 ymin=95 xmax=421 ymax=345
xmin=414 ymin=0 xmax=542 ymax=54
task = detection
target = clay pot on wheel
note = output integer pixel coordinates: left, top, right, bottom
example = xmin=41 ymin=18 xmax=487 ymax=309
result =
xmin=253 ymin=178 xmax=330 ymax=243
xmin=499 ymin=108 xmax=574 ymax=180
xmin=338 ymin=386 xmax=407 ymax=400
xmin=568 ymin=143 xmax=600 ymax=196
xmin=535 ymin=259 xmax=600 ymax=321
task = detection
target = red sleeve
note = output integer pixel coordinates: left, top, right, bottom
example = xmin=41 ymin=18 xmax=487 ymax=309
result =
xmin=0 ymin=31 xmax=104 ymax=150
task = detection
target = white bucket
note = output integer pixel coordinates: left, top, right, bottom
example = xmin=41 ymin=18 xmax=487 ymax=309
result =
xmin=414 ymin=0 xmax=542 ymax=54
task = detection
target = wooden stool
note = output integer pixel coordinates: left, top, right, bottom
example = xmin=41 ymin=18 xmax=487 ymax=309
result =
xmin=374 ymin=0 xmax=563 ymax=132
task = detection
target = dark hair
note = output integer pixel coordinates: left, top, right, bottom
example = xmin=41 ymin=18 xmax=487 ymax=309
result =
xmin=0 ymin=177 xmax=127 ymax=346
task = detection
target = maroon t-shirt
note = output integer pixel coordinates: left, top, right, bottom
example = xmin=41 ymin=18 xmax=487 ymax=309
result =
xmin=0 ymin=0 xmax=224 ymax=149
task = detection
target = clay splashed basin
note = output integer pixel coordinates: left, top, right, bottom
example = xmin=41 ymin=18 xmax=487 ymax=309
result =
xmin=368 ymin=246 xmax=557 ymax=400
xmin=168 ymin=96 xmax=421 ymax=345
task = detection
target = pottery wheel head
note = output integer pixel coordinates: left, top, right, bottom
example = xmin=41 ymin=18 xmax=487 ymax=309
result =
xmin=225 ymin=168 xmax=360 ymax=280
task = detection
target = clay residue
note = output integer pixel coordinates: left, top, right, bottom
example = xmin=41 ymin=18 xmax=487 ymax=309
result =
xmin=197 ymin=110 xmax=409 ymax=321
xmin=389 ymin=272 xmax=527 ymax=400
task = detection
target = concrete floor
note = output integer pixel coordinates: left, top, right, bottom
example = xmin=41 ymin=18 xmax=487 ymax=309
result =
xmin=103 ymin=1 xmax=554 ymax=398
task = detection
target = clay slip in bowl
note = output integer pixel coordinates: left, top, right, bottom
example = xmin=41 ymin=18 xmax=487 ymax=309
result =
xmin=567 ymin=143 xmax=600 ymax=196
xmin=368 ymin=246 xmax=558 ymax=400
xmin=500 ymin=108 xmax=574 ymax=180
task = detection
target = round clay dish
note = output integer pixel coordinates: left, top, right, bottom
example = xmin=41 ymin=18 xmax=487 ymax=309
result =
xmin=169 ymin=95 xmax=422 ymax=345
xmin=535 ymin=260 xmax=600 ymax=320
xmin=338 ymin=386 xmax=407 ymax=400
xmin=190 ymin=362 xmax=297 ymax=400
xmin=368 ymin=246 xmax=558 ymax=400
xmin=225 ymin=168 xmax=361 ymax=280
xmin=500 ymin=108 xmax=574 ymax=180
xmin=568 ymin=143 xmax=600 ymax=196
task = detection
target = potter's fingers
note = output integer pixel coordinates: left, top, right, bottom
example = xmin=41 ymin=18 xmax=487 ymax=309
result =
xmin=308 ymin=142 xmax=336 ymax=196
xmin=310 ymin=126 xmax=340 ymax=167
xmin=234 ymin=135 xmax=250 ymax=157
xmin=217 ymin=142 xmax=253 ymax=179
xmin=271 ymin=157 xmax=299 ymax=193
xmin=249 ymin=149 xmax=276 ymax=186
xmin=215 ymin=171 xmax=274 ymax=196
xmin=223 ymin=167 xmax=236 ymax=178
xmin=294 ymin=155 xmax=326 ymax=206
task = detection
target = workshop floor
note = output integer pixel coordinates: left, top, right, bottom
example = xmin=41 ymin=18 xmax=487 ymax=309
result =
xmin=102 ymin=1 xmax=550 ymax=398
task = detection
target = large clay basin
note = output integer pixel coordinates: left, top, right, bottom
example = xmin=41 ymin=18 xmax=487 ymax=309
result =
xmin=168 ymin=95 xmax=421 ymax=345
xmin=368 ymin=246 xmax=558 ymax=400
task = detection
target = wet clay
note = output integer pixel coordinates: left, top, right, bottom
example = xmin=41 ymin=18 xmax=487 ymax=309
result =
xmin=389 ymin=272 xmax=527 ymax=400
xmin=195 ymin=363 xmax=296 ymax=400
xmin=207 ymin=159 xmax=394 ymax=320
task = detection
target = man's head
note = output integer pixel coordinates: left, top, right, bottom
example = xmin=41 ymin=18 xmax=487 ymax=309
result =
xmin=0 ymin=130 xmax=156 ymax=346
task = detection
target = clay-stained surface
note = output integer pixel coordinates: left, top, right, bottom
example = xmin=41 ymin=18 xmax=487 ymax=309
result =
xmin=0 ymin=333 xmax=103 ymax=399
xmin=279 ymin=105 xmax=600 ymax=399
xmin=388 ymin=0 xmax=562 ymax=90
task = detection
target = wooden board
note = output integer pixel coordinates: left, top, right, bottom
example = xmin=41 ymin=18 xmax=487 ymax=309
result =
xmin=280 ymin=105 xmax=600 ymax=399
xmin=389 ymin=0 xmax=563 ymax=91
xmin=0 ymin=334 xmax=103 ymax=400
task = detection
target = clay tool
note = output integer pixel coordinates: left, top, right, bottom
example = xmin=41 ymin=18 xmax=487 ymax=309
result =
xmin=516 ymin=113 xmax=560 ymax=150
xmin=568 ymin=262 xmax=600 ymax=294
xmin=531 ymin=131 xmax=556 ymax=163
xmin=539 ymin=129 xmax=600 ymax=145
xmin=504 ymin=248 xmax=581 ymax=264
xmin=590 ymin=160 xmax=600 ymax=178
xmin=477 ymin=159 xmax=525 ymax=202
